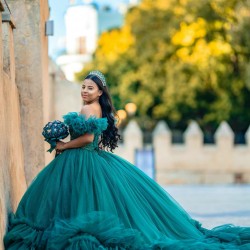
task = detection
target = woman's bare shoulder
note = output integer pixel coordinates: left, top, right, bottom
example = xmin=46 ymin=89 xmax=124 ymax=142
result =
xmin=80 ymin=104 xmax=101 ymax=118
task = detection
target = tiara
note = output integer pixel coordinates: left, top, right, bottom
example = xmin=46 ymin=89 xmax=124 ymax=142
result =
xmin=88 ymin=70 xmax=107 ymax=86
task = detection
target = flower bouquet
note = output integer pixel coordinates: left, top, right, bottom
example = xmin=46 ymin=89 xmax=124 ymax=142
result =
xmin=42 ymin=120 xmax=69 ymax=153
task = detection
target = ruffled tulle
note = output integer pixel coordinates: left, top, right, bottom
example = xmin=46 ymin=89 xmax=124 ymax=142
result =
xmin=45 ymin=212 xmax=145 ymax=250
xmin=4 ymin=213 xmax=157 ymax=250
xmin=5 ymin=211 xmax=145 ymax=249
xmin=63 ymin=112 xmax=108 ymax=139
xmin=4 ymin=215 xmax=46 ymax=249
xmin=5 ymin=211 xmax=250 ymax=249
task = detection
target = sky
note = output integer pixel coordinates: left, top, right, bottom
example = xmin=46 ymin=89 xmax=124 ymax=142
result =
xmin=48 ymin=0 xmax=130 ymax=57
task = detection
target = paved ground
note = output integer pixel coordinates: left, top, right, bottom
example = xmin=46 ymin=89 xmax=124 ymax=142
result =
xmin=164 ymin=184 xmax=250 ymax=229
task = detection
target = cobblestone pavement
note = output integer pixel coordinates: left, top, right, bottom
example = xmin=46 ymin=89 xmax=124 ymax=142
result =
xmin=164 ymin=184 xmax=250 ymax=229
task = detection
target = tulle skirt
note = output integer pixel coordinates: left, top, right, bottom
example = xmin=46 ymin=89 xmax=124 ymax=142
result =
xmin=4 ymin=148 xmax=250 ymax=249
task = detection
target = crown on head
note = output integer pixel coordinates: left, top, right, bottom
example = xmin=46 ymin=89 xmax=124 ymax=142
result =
xmin=88 ymin=70 xmax=107 ymax=87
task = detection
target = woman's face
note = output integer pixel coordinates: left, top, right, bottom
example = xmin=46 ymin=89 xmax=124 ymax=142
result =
xmin=81 ymin=79 xmax=102 ymax=103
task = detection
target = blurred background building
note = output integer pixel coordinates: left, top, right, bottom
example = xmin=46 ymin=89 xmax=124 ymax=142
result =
xmin=53 ymin=0 xmax=138 ymax=81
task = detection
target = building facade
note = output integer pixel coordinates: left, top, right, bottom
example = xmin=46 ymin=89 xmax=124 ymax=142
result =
xmin=56 ymin=0 xmax=124 ymax=81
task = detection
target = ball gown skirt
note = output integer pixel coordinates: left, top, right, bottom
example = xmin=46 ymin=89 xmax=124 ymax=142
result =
xmin=4 ymin=112 xmax=250 ymax=249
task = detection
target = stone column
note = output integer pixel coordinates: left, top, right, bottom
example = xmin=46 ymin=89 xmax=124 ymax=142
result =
xmin=215 ymin=121 xmax=234 ymax=150
xmin=153 ymin=121 xmax=172 ymax=183
xmin=123 ymin=120 xmax=143 ymax=163
xmin=7 ymin=0 xmax=50 ymax=184
xmin=215 ymin=121 xmax=234 ymax=174
xmin=184 ymin=121 xmax=203 ymax=150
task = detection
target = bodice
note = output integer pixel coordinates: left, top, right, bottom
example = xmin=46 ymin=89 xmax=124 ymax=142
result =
xmin=63 ymin=112 xmax=108 ymax=150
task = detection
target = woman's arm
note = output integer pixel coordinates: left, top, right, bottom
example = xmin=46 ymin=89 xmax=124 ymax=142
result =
xmin=65 ymin=133 xmax=94 ymax=149
xmin=56 ymin=133 xmax=94 ymax=151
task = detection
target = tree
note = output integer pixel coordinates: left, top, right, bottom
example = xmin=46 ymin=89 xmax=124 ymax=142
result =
xmin=76 ymin=0 xmax=250 ymax=138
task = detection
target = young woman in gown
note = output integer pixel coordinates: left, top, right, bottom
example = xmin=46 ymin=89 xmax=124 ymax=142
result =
xmin=4 ymin=71 xmax=250 ymax=249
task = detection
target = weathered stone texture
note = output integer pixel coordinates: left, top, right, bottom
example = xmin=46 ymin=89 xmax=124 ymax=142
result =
xmin=0 ymin=0 xmax=49 ymax=249
xmin=7 ymin=0 xmax=50 ymax=184
xmin=0 ymin=46 xmax=27 ymax=250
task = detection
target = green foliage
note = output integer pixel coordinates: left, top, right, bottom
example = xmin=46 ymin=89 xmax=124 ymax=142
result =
xmin=76 ymin=0 xmax=250 ymax=135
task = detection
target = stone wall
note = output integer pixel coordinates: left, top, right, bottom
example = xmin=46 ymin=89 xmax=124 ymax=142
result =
xmin=0 ymin=1 xmax=49 ymax=249
xmin=7 ymin=0 xmax=50 ymax=185
xmin=0 ymin=2 xmax=26 ymax=249
xmin=116 ymin=120 xmax=250 ymax=185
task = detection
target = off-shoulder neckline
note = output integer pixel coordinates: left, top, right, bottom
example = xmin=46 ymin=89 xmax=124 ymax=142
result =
xmin=76 ymin=112 xmax=107 ymax=120
xmin=77 ymin=112 xmax=100 ymax=119
xmin=63 ymin=111 xmax=107 ymax=121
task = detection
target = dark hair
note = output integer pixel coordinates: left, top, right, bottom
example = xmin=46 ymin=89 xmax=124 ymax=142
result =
xmin=84 ymin=74 xmax=122 ymax=152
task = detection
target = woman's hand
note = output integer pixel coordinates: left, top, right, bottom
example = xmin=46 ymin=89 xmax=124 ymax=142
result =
xmin=55 ymin=141 xmax=67 ymax=155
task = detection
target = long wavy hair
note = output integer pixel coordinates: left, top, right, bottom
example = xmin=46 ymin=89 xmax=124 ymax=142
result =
xmin=84 ymin=74 xmax=122 ymax=152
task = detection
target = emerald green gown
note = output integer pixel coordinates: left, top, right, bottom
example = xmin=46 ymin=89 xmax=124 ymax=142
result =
xmin=4 ymin=112 xmax=250 ymax=249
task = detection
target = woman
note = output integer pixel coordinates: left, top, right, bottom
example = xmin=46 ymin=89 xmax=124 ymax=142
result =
xmin=4 ymin=71 xmax=250 ymax=249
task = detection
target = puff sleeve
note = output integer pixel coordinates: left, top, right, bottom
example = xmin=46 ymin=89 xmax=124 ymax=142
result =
xmin=63 ymin=112 xmax=108 ymax=138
